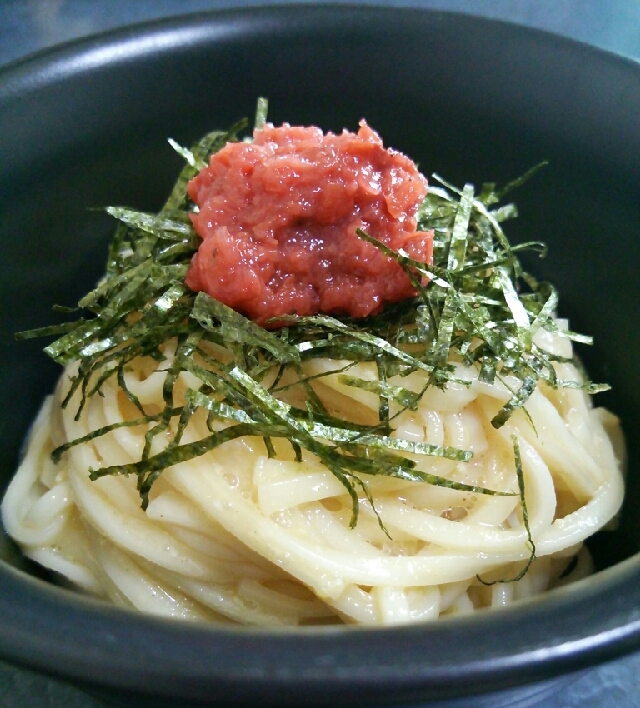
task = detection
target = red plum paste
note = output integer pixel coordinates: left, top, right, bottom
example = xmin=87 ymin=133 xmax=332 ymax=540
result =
xmin=186 ymin=121 xmax=433 ymax=324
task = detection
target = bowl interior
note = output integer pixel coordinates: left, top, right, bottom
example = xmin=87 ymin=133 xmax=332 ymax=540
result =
xmin=1 ymin=6 xmax=640 ymax=706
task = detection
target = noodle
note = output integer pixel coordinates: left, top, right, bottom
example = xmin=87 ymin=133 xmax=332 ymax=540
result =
xmin=1 ymin=110 xmax=626 ymax=625
xmin=2 ymin=325 xmax=624 ymax=625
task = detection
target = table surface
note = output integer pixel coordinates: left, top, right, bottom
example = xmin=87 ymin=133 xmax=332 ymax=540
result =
xmin=1 ymin=2 xmax=640 ymax=707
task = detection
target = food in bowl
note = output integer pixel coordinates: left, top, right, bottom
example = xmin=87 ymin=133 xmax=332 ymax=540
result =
xmin=1 ymin=102 xmax=624 ymax=626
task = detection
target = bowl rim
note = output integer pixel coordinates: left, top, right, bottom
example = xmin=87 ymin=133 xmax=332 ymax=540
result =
xmin=1 ymin=4 xmax=640 ymax=704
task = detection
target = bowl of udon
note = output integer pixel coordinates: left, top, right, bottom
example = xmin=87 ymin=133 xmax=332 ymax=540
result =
xmin=1 ymin=6 xmax=640 ymax=707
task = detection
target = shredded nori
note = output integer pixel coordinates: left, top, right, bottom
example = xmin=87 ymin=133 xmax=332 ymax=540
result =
xmin=17 ymin=101 xmax=607 ymax=557
xmin=477 ymin=435 xmax=536 ymax=585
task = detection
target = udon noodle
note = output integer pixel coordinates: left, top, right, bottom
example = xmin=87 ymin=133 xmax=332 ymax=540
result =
xmin=2 ymin=320 xmax=624 ymax=625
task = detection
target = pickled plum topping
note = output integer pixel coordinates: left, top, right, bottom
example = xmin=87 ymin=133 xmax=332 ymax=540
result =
xmin=185 ymin=121 xmax=433 ymax=324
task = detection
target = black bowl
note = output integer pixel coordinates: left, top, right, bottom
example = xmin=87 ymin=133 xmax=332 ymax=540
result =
xmin=1 ymin=6 xmax=640 ymax=707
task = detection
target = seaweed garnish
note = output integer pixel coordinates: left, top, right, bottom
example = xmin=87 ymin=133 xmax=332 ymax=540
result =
xmin=17 ymin=101 xmax=607 ymax=543
xmin=477 ymin=435 xmax=537 ymax=585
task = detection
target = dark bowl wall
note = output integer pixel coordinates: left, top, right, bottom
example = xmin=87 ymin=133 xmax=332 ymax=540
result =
xmin=1 ymin=6 xmax=640 ymax=706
